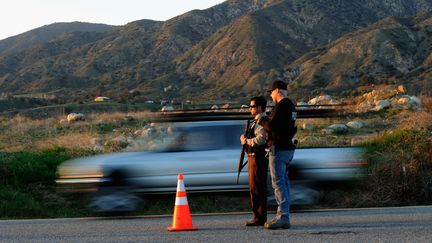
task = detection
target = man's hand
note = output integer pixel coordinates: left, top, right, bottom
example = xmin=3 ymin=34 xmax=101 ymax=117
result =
xmin=240 ymin=134 xmax=247 ymax=145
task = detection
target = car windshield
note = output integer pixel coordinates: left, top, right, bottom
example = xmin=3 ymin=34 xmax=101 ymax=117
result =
xmin=127 ymin=121 xmax=245 ymax=152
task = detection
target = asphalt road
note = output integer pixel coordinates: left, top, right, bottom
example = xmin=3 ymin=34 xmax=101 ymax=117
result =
xmin=1 ymin=206 xmax=432 ymax=242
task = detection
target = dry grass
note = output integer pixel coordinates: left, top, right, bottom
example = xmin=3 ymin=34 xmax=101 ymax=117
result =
xmin=421 ymin=95 xmax=432 ymax=113
xmin=32 ymin=133 xmax=97 ymax=150
xmin=0 ymin=111 xmax=153 ymax=152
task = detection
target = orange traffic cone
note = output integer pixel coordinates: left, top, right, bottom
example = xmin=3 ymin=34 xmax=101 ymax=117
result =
xmin=167 ymin=173 xmax=198 ymax=231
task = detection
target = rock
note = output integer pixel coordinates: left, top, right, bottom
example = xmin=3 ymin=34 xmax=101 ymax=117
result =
xmin=308 ymin=97 xmax=318 ymax=105
xmin=240 ymin=104 xmax=248 ymax=112
xmin=161 ymin=106 xmax=174 ymax=112
xmin=397 ymin=85 xmax=406 ymax=94
xmin=356 ymin=100 xmax=374 ymax=113
xmin=326 ymin=124 xmax=348 ymax=134
xmin=373 ymin=100 xmax=390 ymax=111
xmin=308 ymin=95 xmax=339 ymax=105
xmin=301 ymin=122 xmax=314 ymax=130
xmin=397 ymin=97 xmax=410 ymax=105
xmin=409 ymin=96 xmax=421 ymax=106
xmin=346 ymin=121 xmax=363 ymax=129
xmin=321 ymin=128 xmax=334 ymax=135
xmin=66 ymin=113 xmax=85 ymax=122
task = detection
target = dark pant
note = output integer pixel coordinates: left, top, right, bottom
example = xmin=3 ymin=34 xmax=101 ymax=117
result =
xmin=248 ymin=153 xmax=269 ymax=222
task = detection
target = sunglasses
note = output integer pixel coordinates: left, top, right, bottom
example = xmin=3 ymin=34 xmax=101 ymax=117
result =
xmin=249 ymin=105 xmax=257 ymax=108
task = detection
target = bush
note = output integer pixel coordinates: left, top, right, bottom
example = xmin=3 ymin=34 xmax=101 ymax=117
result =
xmin=362 ymin=129 xmax=432 ymax=206
xmin=0 ymin=147 xmax=96 ymax=218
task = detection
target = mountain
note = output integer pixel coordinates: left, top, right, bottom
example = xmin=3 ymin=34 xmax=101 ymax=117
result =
xmin=0 ymin=22 xmax=116 ymax=55
xmin=176 ymin=0 xmax=432 ymax=96
xmin=0 ymin=0 xmax=431 ymax=102
xmin=287 ymin=11 xmax=432 ymax=95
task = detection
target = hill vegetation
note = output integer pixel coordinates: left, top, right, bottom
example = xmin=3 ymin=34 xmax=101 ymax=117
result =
xmin=0 ymin=95 xmax=431 ymax=218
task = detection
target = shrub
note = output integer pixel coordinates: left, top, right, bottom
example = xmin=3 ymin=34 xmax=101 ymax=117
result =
xmin=0 ymin=147 xmax=96 ymax=218
xmin=362 ymin=129 xmax=432 ymax=206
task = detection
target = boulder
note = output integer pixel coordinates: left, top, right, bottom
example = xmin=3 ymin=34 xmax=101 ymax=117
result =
xmin=301 ymin=122 xmax=314 ymax=130
xmin=308 ymin=95 xmax=338 ymax=105
xmin=409 ymin=96 xmax=421 ymax=106
xmin=326 ymin=124 xmax=348 ymax=134
xmin=240 ymin=104 xmax=249 ymax=112
xmin=373 ymin=100 xmax=390 ymax=111
xmin=356 ymin=100 xmax=374 ymax=113
xmin=66 ymin=113 xmax=85 ymax=122
xmin=161 ymin=106 xmax=174 ymax=112
xmin=397 ymin=85 xmax=406 ymax=94
xmin=346 ymin=121 xmax=364 ymax=129
xmin=397 ymin=97 xmax=410 ymax=105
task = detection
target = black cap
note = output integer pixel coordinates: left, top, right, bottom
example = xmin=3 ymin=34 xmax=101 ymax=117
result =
xmin=267 ymin=81 xmax=287 ymax=93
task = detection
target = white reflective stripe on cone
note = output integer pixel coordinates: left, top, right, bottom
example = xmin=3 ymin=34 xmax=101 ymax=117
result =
xmin=175 ymin=196 xmax=188 ymax=206
xmin=177 ymin=180 xmax=186 ymax=192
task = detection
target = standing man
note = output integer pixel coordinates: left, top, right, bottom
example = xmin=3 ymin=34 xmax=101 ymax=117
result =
xmin=240 ymin=96 xmax=269 ymax=226
xmin=258 ymin=81 xmax=297 ymax=230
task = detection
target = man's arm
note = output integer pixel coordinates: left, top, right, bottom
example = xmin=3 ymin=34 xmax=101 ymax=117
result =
xmin=257 ymin=115 xmax=271 ymax=132
xmin=246 ymin=124 xmax=266 ymax=147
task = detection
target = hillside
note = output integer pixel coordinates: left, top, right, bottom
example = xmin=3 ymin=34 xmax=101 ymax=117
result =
xmin=287 ymin=12 xmax=432 ymax=96
xmin=0 ymin=22 xmax=116 ymax=55
xmin=177 ymin=0 xmax=432 ymax=97
xmin=0 ymin=0 xmax=431 ymax=101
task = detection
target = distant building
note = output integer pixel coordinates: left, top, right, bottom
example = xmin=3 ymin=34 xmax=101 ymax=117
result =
xmin=94 ymin=96 xmax=111 ymax=102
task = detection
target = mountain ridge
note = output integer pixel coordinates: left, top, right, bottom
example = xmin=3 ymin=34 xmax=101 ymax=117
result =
xmin=0 ymin=0 xmax=431 ymax=101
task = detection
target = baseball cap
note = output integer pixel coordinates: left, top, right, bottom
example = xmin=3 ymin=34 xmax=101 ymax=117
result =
xmin=267 ymin=81 xmax=287 ymax=93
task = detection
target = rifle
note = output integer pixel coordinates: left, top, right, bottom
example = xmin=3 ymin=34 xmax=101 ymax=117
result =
xmin=236 ymin=119 xmax=251 ymax=184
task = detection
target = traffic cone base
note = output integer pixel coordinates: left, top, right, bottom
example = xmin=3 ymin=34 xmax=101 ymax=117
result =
xmin=167 ymin=173 xmax=198 ymax=231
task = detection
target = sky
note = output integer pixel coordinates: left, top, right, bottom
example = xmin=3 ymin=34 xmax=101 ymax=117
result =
xmin=0 ymin=0 xmax=226 ymax=40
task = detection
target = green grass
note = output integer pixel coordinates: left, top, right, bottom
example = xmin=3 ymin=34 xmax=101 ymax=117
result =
xmin=0 ymin=147 xmax=251 ymax=219
xmin=319 ymin=128 xmax=432 ymax=208
xmin=1 ymin=128 xmax=431 ymax=218
xmin=0 ymin=147 xmax=96 ymax=219
xmin=362 ymin=129 xmax=432 ymax=206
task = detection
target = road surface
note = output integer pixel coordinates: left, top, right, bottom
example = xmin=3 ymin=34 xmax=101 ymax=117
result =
xmin=1 ymin=206 xmax=432 ymax=242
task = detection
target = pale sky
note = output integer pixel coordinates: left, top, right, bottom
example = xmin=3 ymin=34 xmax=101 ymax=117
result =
xmin=0 ymin=0 xmax=226 ymax=40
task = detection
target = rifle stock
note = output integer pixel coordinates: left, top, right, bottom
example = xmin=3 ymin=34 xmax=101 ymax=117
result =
xmin=236 ymin=119 xmax=250 ymax=184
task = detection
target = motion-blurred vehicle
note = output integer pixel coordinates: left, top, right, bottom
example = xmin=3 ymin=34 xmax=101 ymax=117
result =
xmin=56 ymin=120 xmax=366 ymax=212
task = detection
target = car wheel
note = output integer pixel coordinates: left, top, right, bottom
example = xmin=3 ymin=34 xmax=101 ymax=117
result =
xmin=88 ymin=171 xmax=142 ymax=213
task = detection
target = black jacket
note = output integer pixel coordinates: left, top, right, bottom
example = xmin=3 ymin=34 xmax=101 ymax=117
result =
xmin=260 ymin=98 xmax=297 ymax=150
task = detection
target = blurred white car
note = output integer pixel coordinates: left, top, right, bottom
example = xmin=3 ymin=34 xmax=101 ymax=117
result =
xmin=56 ymin=120 xmax=365 ymax=212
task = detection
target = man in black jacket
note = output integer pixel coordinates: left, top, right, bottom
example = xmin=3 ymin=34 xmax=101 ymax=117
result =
xmin=258 ymin=81 xmax=297 ymax=230
xmin=240 ymin=96 xmax=269 ymax=226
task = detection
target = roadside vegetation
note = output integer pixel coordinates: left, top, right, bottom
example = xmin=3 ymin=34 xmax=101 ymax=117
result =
xmin=0 ymin=96 xmax=431 ymax=218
